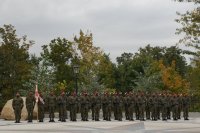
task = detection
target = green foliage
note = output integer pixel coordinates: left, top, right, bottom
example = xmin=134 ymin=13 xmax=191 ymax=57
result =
xmin=0 ymin=24 xmax=33 ymax=100
xmin=134 ymin=65 xmax=163 ymax=92
xmin=73 ymin=30 xmax=104 ymax=92
xmin=23 ymin=55 xmax=56 ymax=95
xmin=175 ymin=0 xmax=200 ymax=50
xmin=97 ymin=54 xmax=115 ymax=90
xmin=114 ymin=53 xmax=136 ymax=92
xmin=114 ymin=45 xmax=188 ymax=92
xmin=40 ymin=37 xmax=74 ymax=92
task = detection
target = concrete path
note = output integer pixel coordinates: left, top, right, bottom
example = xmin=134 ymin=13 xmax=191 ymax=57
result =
xmin=1 ymin=117 xmax=200 ymax=133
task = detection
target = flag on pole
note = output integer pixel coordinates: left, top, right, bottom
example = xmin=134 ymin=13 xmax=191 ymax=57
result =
xmin=39 ymin=96 xmax=45 ymax=104
xmin=35 ymin=84 xmax=39 ymax=103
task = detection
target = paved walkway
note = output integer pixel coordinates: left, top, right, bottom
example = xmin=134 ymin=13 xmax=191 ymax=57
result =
xmin=1 ymin=117 xmax=200 ymax=133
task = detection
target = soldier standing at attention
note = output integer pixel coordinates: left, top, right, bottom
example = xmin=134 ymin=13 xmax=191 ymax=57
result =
xmin=47 ymin=91 xmax=57 ymax=122
xmin=127 ymin=92 xmax=135 ymax=121
xmin=171 ymin=94 xmax=179 ymax=120
xmin=150 ymin=93 xmax=158 ymax=121
xmin=113 ymin=92 xmax=123 ymax=121
xmin=145 ymin=92 xmax=151 ymax=120
xmin=80 ymin=92 xmax=90 ymax=121
xmin=102 ymin=92 xmax=108 ymax=120
xmin=68 ymin=92 xmax=77 ymax=121
xmin=166 ymin=93 xmax=172 ymax=119
xmin=157 ymin=93 xmax=162 ymax=120
xmin=107 ymin=93 xmax=113 ymax=121
xmin=91 ymin=91 xmax=96 ymax=120
xmin=38 ymin=92 xmax=45 ymax=122
xmin=12 ymin=92 xmax=24 ymax=123
xmin=182 ymin=93 xmax=190 ymax=120
xmin=160 ymin=93 xmax=168 ymax=121
xmin=135 ymin=93 xmax=139 ymax=120
xmin=102 ymin=92 xmax=111 ymax=121
xmin=26 ymin=91 xmax=35 ymax=122
xmin=124 ymin=92 xmax=129 ymax=120
xmin=177 ymin=94 xmax=182 ymax=119
xmin=138 ymin=92 xmax=146 ymax=121
xmin=93 ymin=91 xmax=101 ymax=121
xmin=57 ymin=91 xmax=67 ymax=122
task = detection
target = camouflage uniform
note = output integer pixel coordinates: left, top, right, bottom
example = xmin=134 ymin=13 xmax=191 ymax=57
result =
xmin=57 ymin=92 xmax=67 ymax=122
xmin=138 ymin=94 xmax=146 ymax=121
xmin=150 ymin=94 xmax=158 ymax=121
xmin=102 ymin=93 xmax=112 ymax=121
xmin=127 ymin=93 xmax=135 ymax=121
xmin=26 ymin=91 xmax=35 ymax=122
xmin=166 ymin=94 xmax=172 ymax=119
xmin=68 ymin=93 xmax=77 ymax=121
xmin=123 ymin=93 xmax=129 ymax=120
xmin=135 ymin=94 xmax=139 ymax=120
xmin=157 ymin=94 xmax=162 ymax=120
xmin=38 ymin=93 xmax=45 ymax=122
xmin=177 ymin=94 xmax=182 ymax=119
xmin=80 ymin=93 xmax=90 ymax=121
xmin=182 ymin=94 xmax=190 ymax=120
xmin=47 ymin=91 xmax=57 ymax=122
xmin=93 ymin=93 xmax=101 ymax=121
xmin=90 ymin=94 xmax=96 ymax=120
xmin=12 ymin=92 xmax=24 ymax=123
xmin=171 ymin=94 xmax=179 ymax=120
xmin=113 ymin=93 xmax=123 ymax=121
xmin=145 ymin=93 xmax=151 ymax=120
xmin=160 ymin=94 xmax=167 ymax=120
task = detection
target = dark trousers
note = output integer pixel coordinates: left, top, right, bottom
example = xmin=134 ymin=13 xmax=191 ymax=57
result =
xmin=14 ymin=108 xmax=22 ymax=122
xmin=27 ymin=107 xmax=34 ymax=122
xmin=49 ymin=106 xmax=55 ymax=120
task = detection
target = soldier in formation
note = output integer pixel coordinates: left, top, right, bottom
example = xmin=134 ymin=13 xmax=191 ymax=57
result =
xmin=68 ymin=92 xmax=77 ymax=121
xmin=80 ymin=91 xmax=90 ymax=121
xmin=12 ymin=92 xmax=24 ymax=123
xmin=26 ymin=91 xmax=35 ymax=122
xmin=182 ymin=93 xmax=190 ymax=120
xmin=57 ymin=91 xmax=67 ymax=122
xmin=38 ymin=92 xmax=45 ymax=122
xmin=47 ymin=91 xmax=57 ymax=122
xmin=13 ymin=90 xmax=191 ymax=123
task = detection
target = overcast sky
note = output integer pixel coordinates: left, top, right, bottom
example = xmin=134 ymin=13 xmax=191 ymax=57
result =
xmin=0 ymin=0 xmax=195 ymax=61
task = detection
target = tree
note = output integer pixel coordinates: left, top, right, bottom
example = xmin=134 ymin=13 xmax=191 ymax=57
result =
xmin=23 ymin=55 xmax=56 ymax=96
xmin=41 ymin=37 xmax=74 ymax=92
xmin=97 ymin=54 xmax=115 ymax=90
xmin=158 ymin=60 xmax=190 ymax=93
xmin=135 ymin=45 xmax=187 ymax=76
xmin=74 ymin=30 xmax=104 ymax=92
xmin=118 ymin=45 xmax=188 ymax=92
xmin=175 ymin=0 xmax=200 ymax=51
xmin=163 ymin=46 xmax=187 ymax=77
xmin=0 ymin=24 xmax=33 ymax=100
xmin=133 ymin=65 xmax=163 ymax=92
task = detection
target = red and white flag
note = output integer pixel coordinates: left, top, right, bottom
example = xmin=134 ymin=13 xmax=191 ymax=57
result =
xmin=35 ymin=84 xmax=39 ymax=103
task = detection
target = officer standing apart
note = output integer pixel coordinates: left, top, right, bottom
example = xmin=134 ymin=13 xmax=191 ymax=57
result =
xmin=12 ymin=92 xmax=24 ymax=123
xmin=26 ymin=91 xmax=35 ymax=122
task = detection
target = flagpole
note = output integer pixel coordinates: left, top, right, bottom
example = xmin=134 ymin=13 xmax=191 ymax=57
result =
xmin=37 ymin=101 xmax=39 ymax=122
xmin=35 ymin=83 xmax=39 ymax=122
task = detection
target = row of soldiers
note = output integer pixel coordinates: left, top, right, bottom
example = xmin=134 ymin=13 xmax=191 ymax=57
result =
xmin=12 ymin=90 xmax=190 ymax=123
